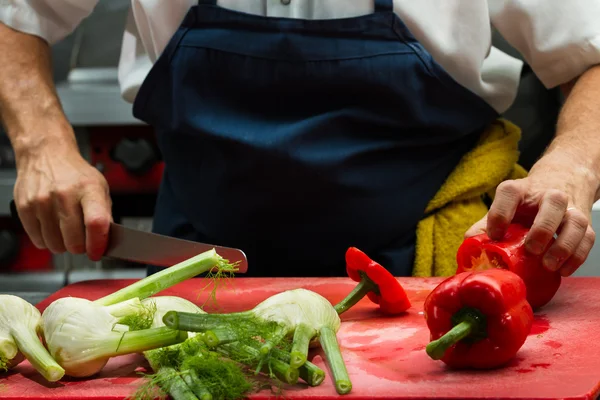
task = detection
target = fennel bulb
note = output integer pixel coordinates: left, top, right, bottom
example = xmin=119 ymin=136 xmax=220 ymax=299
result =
xmin=41 ymin=297 xmax=186 ymax=378
xmin=0 ymin=295 xmax=64 ymax=381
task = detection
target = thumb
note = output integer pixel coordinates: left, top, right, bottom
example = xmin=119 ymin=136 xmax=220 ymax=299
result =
xmin=464 ymin=215 xmax=488 ymax=239
xmin=81 ymin=188 xmax=112 ymax=261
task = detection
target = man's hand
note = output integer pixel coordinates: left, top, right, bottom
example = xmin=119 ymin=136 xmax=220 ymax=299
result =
xmin=0 ymin=23 xmax=113 ymax=260
xmin=466 ymin=65 xmax=600 ymax=277
xmin=14 ymin=141 xmax=111 ymax=260
xmin=466 ymin=153 xmax=596 ymax=277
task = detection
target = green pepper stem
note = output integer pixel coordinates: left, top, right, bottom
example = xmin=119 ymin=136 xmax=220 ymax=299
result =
xmin=13 ymin=328 xmax=65 ymax=382
xmin=163 ymin=311 xmax=252 ymax=332
xmin=319 ymin=326 xmax=352 ymax=394
xmin=334 ymin=277 xmax=378 ymax=315
xmin=95 ymin=249 xmax=237 ymax=306
xmin=290 ymin=323 xmax=313 ymax=368
xmin=426 ymin=320 xmax=474 ymax=360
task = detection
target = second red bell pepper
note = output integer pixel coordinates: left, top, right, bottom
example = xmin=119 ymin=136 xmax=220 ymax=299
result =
xmin=333 ymin=247 xmax=411 ymax=315
xmin=456 ymin=223 xmax=562 ymax=309
xmin=424 ymin=268 xmax=533 ymax=369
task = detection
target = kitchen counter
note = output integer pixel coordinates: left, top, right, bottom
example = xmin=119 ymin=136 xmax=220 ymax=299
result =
xmin=56 ymin=76 xmax=142 ymax=127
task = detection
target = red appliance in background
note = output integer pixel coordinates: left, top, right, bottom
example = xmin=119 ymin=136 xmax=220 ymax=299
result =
xmin=88 ymin=125 xmax=164 ymax=193
xmin=0 ymin=219 xmax=53 ymax=273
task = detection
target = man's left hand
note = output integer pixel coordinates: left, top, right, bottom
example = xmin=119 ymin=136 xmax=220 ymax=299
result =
xmin=465 ymin=152 xmax=597 ymax=277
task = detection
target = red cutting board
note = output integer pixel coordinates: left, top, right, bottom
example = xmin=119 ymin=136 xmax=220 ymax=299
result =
xmin=1 ymin=277 xmax=599 ymax=400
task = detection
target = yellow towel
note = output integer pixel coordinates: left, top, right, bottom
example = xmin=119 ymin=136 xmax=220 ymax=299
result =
xmin=412 ymin=119 xmax=528 ymax=277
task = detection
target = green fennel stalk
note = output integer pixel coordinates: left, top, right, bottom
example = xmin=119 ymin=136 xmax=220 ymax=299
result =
xmin=95 ymin=249 xmax=239 ymax=306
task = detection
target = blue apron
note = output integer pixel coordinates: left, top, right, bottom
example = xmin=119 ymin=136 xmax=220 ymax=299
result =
xmin=133 ymin=0 xmax=498 ymax=277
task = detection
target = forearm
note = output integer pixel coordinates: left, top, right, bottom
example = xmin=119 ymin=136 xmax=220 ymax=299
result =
xmin=0 ymin=23 xmax=76 ymax=162
xmin=535 ymin=65 xmax=600 ymax=199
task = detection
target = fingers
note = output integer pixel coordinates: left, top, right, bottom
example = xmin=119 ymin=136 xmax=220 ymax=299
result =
xmin=81 ymin=187 xmax=112 ymax=261
xmin=37 ymin=193 xmax=66 ymax=254
xmin=14 ymin=191 xmax=45 ymax=250
xmin=486 ymin=180 xmax=524 ymax=240
xmin=542 ymin=207 xmax=588 ymax=271
xmin=525 ymin=190 xmax=568 ymax=255
xmin=464 ymin=215 xmax=487 ymax=238
xmin=54 ymin=186 xmax=86 ymax=254
xmin=559 ymin=225 xmax=596 ymax=277
xmin=14 ymin=170 xmax=112 ymax=260
xmin=15 ymin=187 xmax=66 ymax=254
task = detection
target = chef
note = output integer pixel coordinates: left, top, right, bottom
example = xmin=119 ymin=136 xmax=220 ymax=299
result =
xmin=0 ymin=0 xmax=599 ymax=278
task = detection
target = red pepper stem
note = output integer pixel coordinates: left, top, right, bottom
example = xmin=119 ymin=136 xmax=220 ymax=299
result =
xmin=333 ymin=276 xmax=378 ymax=315
xmin=426 ymin=320 xmax=474 ymax=360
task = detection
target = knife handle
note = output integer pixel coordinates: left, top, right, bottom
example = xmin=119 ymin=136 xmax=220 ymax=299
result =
xmin=9 ymin=200 xmax=22 ymax=228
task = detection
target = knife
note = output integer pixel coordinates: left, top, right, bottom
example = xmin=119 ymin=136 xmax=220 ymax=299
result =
xmin=9 ymin=200 xmax=248 ymax=272
xmin=105 ymin=222 xmax=248 ymax=272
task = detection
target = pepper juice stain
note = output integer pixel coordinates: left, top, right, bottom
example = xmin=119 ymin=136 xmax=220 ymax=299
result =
xmin=529 ymin=315 xmax=550 ymax=335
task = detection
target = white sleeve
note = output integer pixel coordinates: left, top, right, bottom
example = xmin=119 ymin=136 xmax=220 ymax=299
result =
xmin=0 ymin=0 xmax=100 ymax=44
xmin=489 ymin=0 xmax=600 ymax=88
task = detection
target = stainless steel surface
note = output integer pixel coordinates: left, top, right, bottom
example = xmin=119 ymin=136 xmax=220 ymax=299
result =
xmin=105 ymin=223 xmax=249 ymax=272
xmin=56 ymin=78 xmax=142 ymax=126
xmin=0 ymin=269 xmax=145 ymax=293
xmin=12 ymin=293 xmax=51 ymax=305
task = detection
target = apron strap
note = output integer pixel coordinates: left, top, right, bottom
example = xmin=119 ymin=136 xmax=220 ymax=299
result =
xmin=374 ymin=0 xmax=394 ymax=12
xmin=198 ymin=0 xmax=217 ymax=5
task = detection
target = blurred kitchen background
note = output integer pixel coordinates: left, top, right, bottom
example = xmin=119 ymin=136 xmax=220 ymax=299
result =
xmin=0 ymin=0 xmax=598 ymax=302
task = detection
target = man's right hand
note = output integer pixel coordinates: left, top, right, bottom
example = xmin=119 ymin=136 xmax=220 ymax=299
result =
xmin=0 ymin=23 xmax=113 ymax=261
xmin=13 ymin=141 xmax=112 ymax=261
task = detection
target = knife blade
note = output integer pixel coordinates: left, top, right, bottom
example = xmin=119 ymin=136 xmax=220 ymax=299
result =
xmin=105 ymin=223 xmax=248 ymax=272
xmin=9 ymin=200 xmax=248 ymax=272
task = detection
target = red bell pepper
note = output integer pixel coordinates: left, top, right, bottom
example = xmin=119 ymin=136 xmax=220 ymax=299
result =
xmin=456 ymin=223 xmax=561 ymax=309
xmin=424 ymin=268 xmax=533 ymax=369
xmin=333 ymin=247 xmax=411 ymax=315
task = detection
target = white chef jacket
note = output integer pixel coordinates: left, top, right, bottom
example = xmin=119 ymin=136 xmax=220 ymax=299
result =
xmin=2 ymin=0 xmax=600 ymax=113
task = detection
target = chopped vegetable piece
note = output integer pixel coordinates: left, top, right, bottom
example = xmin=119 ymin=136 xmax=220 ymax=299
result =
xmin=0 ymin=295 xmax=64 ymax=381
xmin=334 ymin=247 xmax=411 ymax=315
xmin=424 ymin=269 xmax=533 ymax=369
xmin=456 ymin=223 xmax=561 ymax=309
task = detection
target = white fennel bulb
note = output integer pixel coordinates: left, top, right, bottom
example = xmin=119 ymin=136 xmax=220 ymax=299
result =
xmin=252 ymin=288 xmax=341 ymax=336
xmin=41 ymin=297 xmax=186 ymax=378
xmin=0 ymin=295 xmax=64 ymax=381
